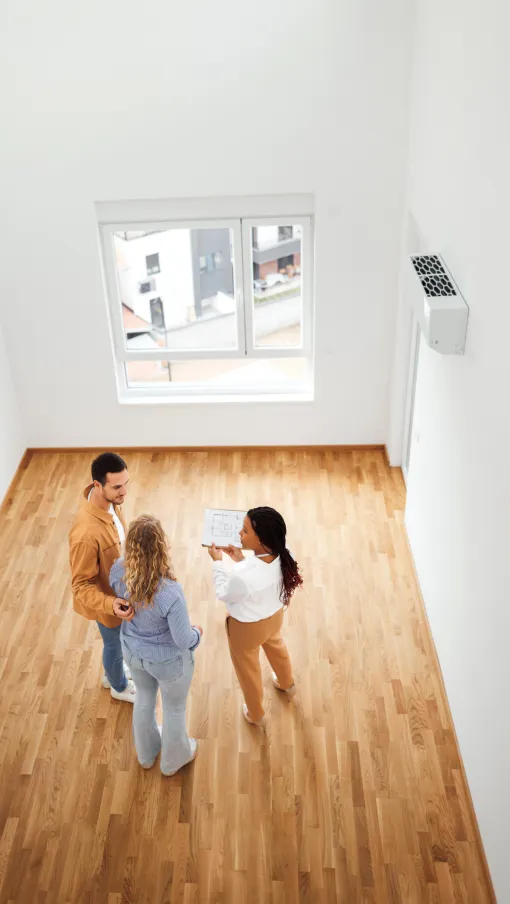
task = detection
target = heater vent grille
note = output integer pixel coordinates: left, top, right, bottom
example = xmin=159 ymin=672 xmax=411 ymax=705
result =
xmin=411 ymin=255 xmax=456 ymax=297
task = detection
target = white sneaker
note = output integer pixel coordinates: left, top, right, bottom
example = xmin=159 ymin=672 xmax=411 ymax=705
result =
xmin=110 ymin=679 xmax=136 ymax=703
xmin=272 ymin=671 xmax=297 ymax=697
xmin=242 ymin=704 xmax=264 ymax=726
xmin=161 ymin=738 xmax=198 ymax=776
xmin=102 ymin=664 xmax=131 ymax=688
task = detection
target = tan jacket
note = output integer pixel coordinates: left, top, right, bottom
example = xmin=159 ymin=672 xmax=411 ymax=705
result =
xmin=69 ymin=486 xmax=127 ymax=628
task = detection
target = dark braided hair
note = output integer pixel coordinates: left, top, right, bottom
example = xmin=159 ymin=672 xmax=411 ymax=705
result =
xmin=247 ymin=506 xmax=303 ymax=605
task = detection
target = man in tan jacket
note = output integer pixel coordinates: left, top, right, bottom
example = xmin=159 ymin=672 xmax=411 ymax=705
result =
xmin=69 ymin=452 xmax=136 ymax=702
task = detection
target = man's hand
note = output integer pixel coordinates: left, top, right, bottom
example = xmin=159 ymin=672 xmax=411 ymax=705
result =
xmin=193 ymin=625 xmax=204 ymax=637
xmin=222 ymin=545 xmax=244 ymax=563
xmin=113 ymin=598 xmax=135 ymax=621
xmin=208 ymin=544 xmax=223 ymax=562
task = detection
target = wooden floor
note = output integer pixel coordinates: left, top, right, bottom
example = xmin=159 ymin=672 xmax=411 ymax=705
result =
xmin=0 ymin=450 xmax=493 ymax=904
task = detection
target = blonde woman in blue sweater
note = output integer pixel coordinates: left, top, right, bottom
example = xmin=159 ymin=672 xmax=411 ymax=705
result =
xmin=111 ymin=515 xmax=202 ymax=776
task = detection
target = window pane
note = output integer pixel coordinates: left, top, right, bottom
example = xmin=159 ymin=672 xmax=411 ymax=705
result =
xmin=113 ymin=227 xmax=238 ymax=352
xmin=146 ymin=252 xmax=160 ymax=275
xmin=125 ymin=357 xmax=308 ymax=391
xmin=250 ymin=224 xmax=302 ymax=349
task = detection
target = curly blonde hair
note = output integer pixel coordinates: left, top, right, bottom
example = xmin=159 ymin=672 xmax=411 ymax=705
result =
xmin=124 ymin=515 xmax=176 ymax=609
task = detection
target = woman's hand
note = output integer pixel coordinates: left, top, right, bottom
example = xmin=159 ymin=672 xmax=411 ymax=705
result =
xmin=208 ymin=544 xmax=223 ymax=561
xmin=223 ymin=545 xmax=244 ymax=563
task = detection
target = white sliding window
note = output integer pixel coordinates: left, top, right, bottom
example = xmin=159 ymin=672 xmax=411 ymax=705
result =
xmin=99 ymin=205 xmax=313 ymax=401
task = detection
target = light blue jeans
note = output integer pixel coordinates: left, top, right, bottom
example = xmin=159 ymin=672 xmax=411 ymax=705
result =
xmin=122 ymin=646 xmax=195 ymax=775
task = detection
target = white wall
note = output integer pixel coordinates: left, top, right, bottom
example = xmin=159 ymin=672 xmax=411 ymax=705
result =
xmin=0 ymin=320 xmax=25 ymax=502
xmin=0 ymin=0 xmax=413 ymax=447
xmin=402 ymin=1 xmax=510 ymax=898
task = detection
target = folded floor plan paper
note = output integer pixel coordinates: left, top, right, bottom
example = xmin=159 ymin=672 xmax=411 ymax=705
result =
xmin=202 ymin=509 xmax=245 ymax=548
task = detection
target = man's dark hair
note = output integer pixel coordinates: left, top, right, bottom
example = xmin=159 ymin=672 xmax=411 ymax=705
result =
xmin=91 ymin=452 xmax=127 ymax=486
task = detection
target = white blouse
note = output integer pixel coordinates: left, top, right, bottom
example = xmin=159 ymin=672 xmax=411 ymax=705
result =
xmin=212 ymin=555 xmax=283 ymax=623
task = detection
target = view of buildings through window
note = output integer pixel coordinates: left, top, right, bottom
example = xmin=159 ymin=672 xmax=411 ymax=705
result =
xmin=114 ymin=223 xmax=304 ymax=387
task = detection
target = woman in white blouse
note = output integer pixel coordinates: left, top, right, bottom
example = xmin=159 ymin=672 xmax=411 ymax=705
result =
xmin=208 ymin=506 xmax=302 ymax=724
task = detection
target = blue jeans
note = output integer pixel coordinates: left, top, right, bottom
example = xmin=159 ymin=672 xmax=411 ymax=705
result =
xmin=97 ymin=622 xmax=128 ymax=693
xmin=122 ymin=646 xmax=195 ymax=775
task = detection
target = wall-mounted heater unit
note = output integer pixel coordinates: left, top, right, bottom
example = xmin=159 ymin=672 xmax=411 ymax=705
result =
xmin=409 ymin=254 xmax=468 ymax=355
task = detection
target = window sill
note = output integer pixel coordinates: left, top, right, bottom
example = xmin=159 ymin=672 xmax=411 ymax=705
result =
xmin=117 ymin=392 xmax=314 ymax=407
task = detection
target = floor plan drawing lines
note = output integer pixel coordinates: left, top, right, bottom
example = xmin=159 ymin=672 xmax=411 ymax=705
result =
xmin=202 ymin=509 xmax=246 ymax=547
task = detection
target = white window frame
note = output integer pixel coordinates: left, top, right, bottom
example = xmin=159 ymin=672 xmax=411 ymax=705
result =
xmin=242 ymin=216 xmax=313 ymax=360
xmin=98 ymin=202 xmax=314 ymax=401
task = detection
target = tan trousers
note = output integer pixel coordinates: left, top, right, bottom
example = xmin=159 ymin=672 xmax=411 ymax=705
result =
xmin=225 ymin=608 xmax=294 ymax=723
